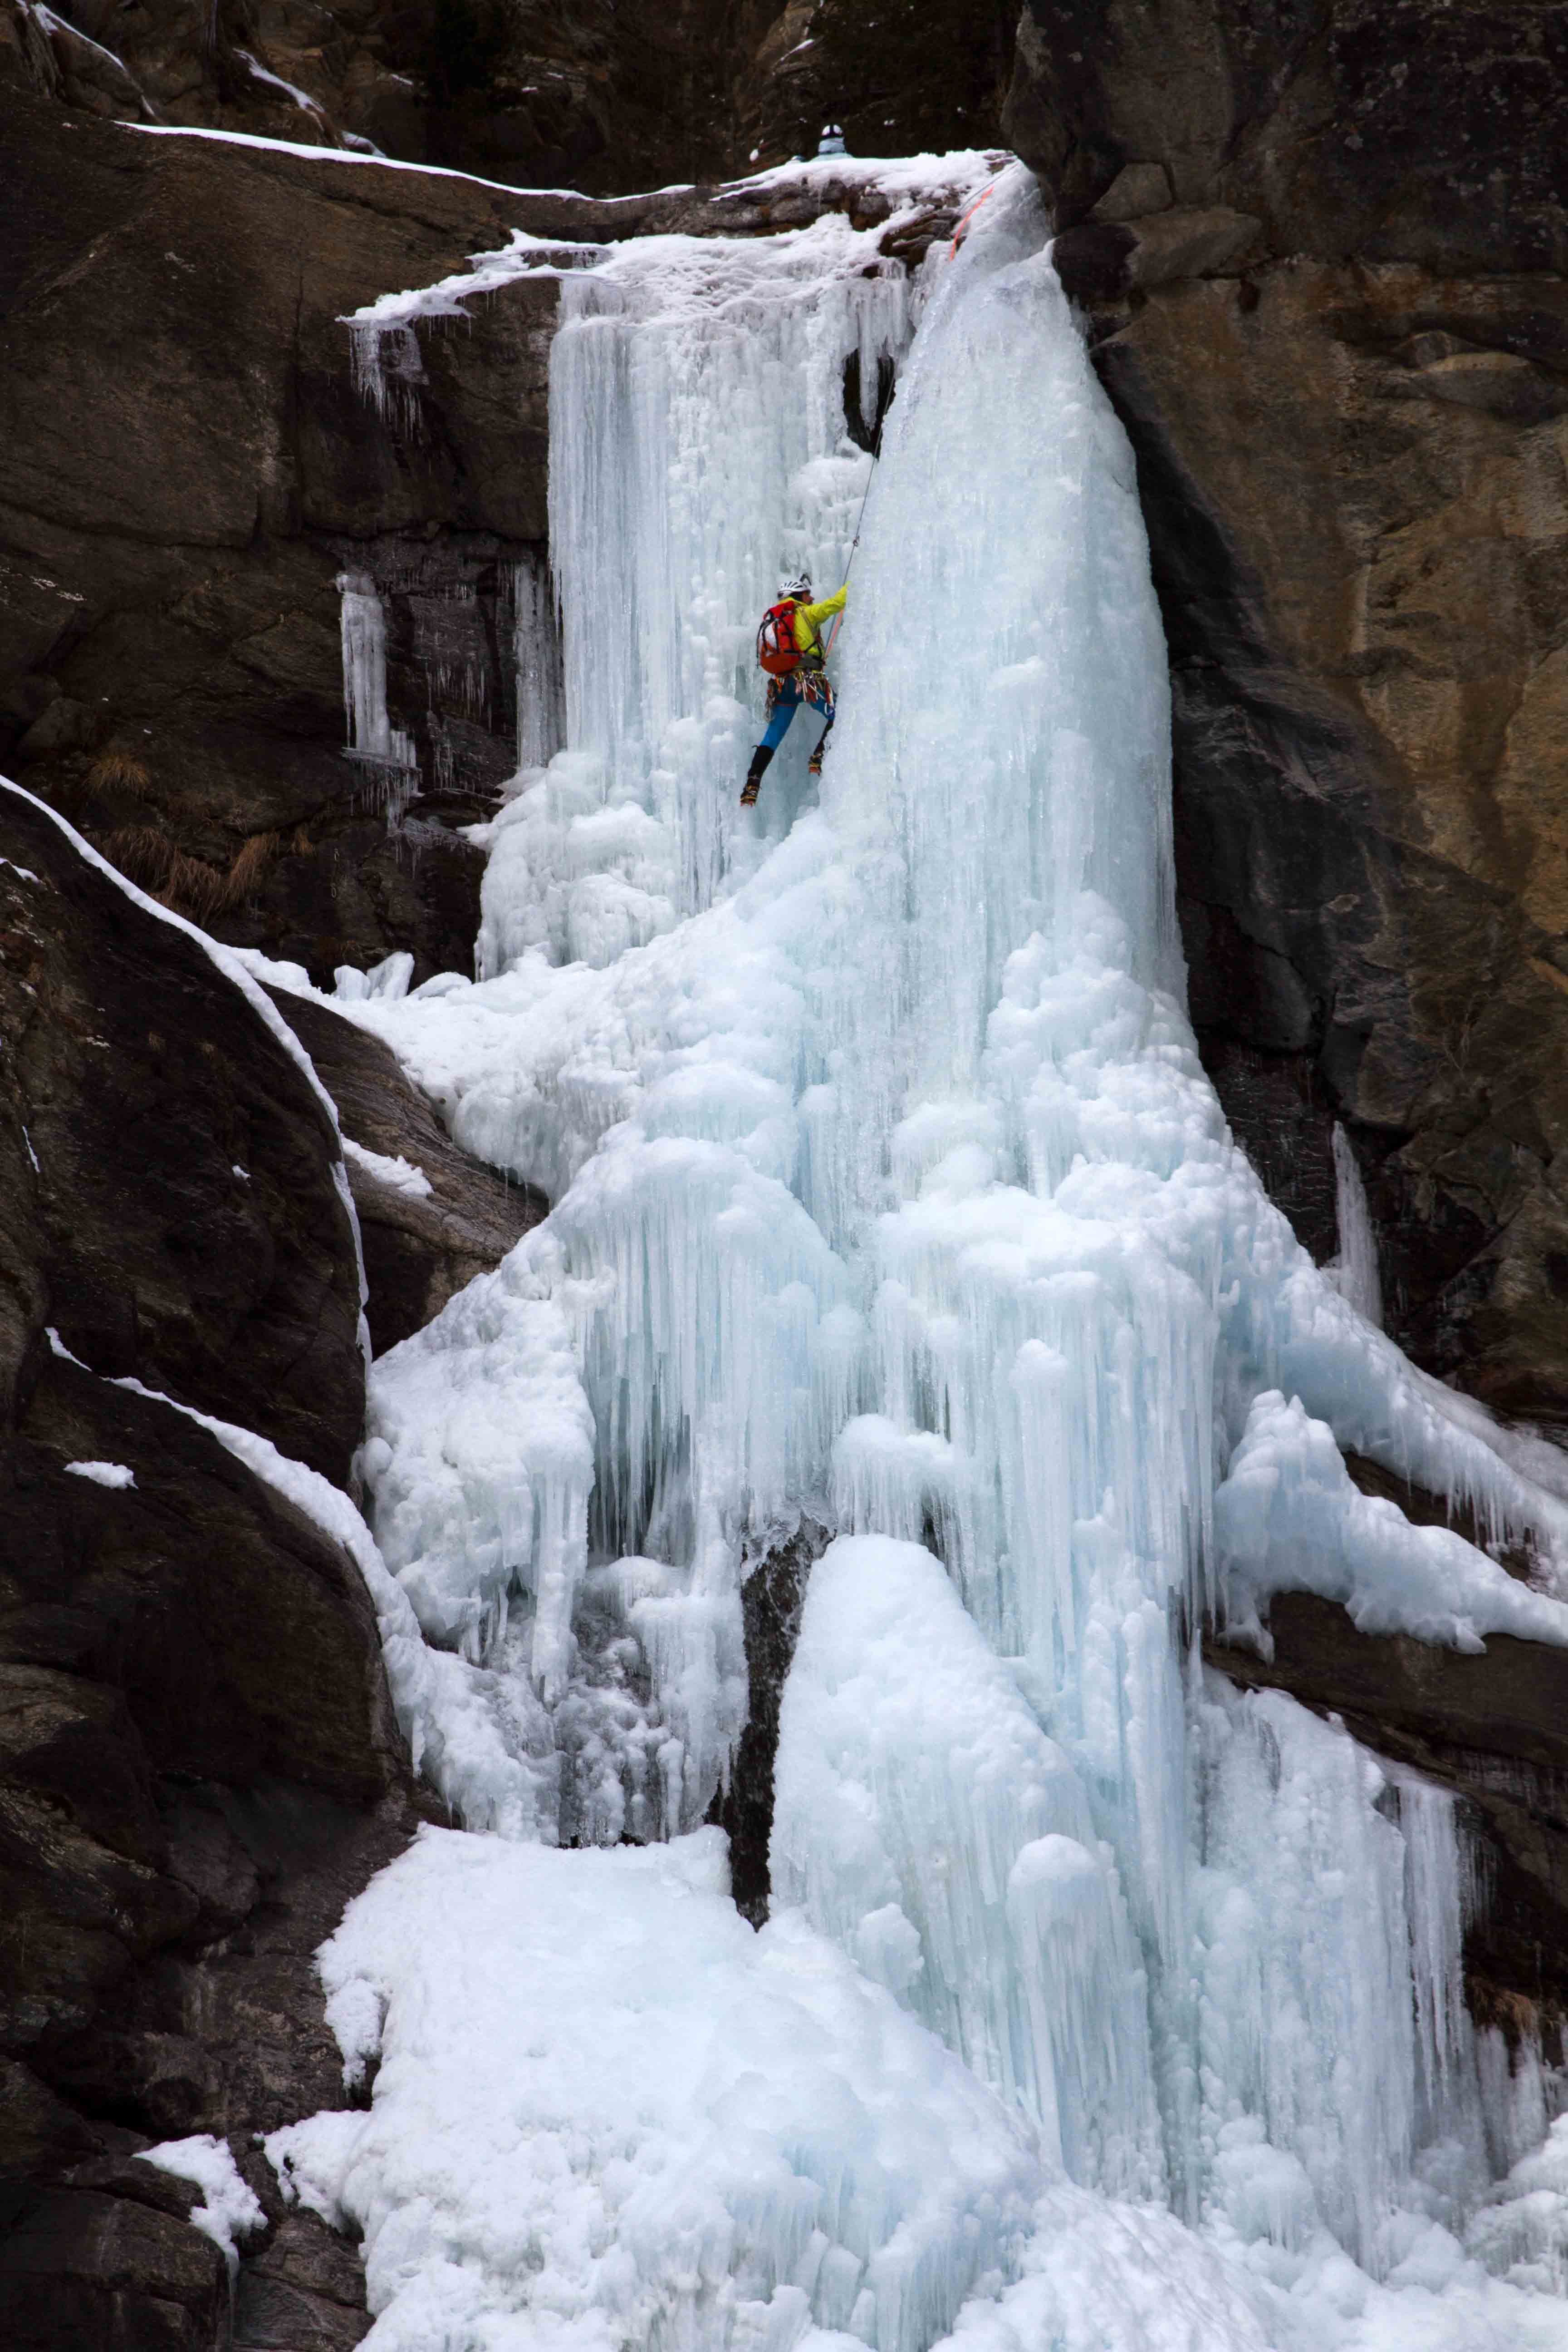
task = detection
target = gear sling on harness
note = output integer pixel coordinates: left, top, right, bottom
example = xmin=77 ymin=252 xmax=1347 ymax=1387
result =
xmin=760 ymin=666 xmax=834 ymax=752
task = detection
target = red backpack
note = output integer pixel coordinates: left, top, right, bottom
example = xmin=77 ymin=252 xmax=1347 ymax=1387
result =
xmin=756 ymin=600 xmax=801 ymax=676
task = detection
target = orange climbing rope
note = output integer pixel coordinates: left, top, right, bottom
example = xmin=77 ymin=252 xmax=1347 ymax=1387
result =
xmin=948 ymin=183 xmax=996 ymax=258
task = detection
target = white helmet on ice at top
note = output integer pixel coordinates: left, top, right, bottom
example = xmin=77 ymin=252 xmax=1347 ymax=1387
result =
xmin=779 ymin=572 xmax=812 ymax=601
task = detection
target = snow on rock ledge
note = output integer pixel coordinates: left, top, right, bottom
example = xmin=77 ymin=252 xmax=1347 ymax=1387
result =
xmin=1216 ymin=1392 xmax=1568 ymax=1658
xmin=136 ymin=2136 xmax=265 ymax=2271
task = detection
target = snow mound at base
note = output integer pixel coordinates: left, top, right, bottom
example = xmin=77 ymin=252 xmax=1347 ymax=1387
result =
xmin=267 ymin=1826 xmax=1041 ymax=2352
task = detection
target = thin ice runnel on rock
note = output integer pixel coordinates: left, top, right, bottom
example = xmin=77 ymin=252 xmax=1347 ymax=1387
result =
xmin=278 ymin=160 xmax=1568 ymax=2350
xmin=338 ymin=573 xmax=418 ymax=825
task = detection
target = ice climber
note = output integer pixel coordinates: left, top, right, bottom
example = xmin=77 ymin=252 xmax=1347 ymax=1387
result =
xmin=741 ymin=572 xmax=847 ymax=805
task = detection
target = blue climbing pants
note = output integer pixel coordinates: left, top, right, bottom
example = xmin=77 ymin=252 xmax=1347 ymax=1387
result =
xmin=760 ymin=666 xmax=835 ymax=754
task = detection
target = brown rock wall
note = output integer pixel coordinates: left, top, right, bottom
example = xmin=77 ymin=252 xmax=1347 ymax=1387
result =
xmin=1008 ymin=0 xmax=1568 ymax=1421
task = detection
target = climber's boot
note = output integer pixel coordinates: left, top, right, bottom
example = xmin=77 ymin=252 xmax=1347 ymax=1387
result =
xmin=740 ymin=744 xmax=774 ymax=806
xmin=808 ymin=725 xmax=833 ymax=779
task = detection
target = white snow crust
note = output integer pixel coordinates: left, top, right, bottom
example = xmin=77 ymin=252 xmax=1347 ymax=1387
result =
xmin=342 ymin=1136 xmax=433 ymax=1198
xmin=137 ymin=2133 xmax=265 ymax=2268
xmin=64 ymin=1458 xmax=135 ymax=1488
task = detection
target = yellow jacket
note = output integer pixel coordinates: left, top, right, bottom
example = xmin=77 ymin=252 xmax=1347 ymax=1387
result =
xmin=785 ymin=586 xmax=847 ymax=664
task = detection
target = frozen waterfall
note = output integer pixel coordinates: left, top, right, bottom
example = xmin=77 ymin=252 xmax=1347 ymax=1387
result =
xmin=270 ymin=158 xmax=1568 ymax=2352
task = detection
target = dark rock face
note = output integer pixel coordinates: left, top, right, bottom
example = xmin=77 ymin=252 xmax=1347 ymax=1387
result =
xmin=0 ymin=2174 xmax=230 ymax=2352
xmin=710 ymin=1523 xmax=824 ymax=1927
xmin=735 ymin=0 xmax=1017 ymax=169
xmin=2 ymin=0 xmax=1018 ymax=194
xmin=0 ymin=786 xmax=364 ymax=1476
xmin=1007 ymin=1 xmax=1568 ymax=1424
xmin=265 ymin=982 xmax=547 ymax=1354
xmin=234 ymin=2209 xmax=372 ymax=2348
xmin=1008 ymin=0 xmax=1567 ymax=270
xmin=0 ymin=786 xmax=421 ymax=2343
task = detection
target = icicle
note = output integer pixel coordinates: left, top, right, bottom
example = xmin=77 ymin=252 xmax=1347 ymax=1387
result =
xmin=1327 ymin=1120 xmax=1383 ymax=1327
xmin=346 ymin=320 xmax=426 ymax=431
xmin=1394 ymin=1770 xmax=1473 ymax=2107
xmin=513 ymin=547 xmax=564 ymax=772
xmin=338 ymin=572 xmax=418 ymax=826
xmin=1193 ymin=1680 xmax=1419 ymax=2269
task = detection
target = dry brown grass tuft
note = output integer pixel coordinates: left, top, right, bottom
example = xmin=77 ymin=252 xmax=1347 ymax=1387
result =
xmin=97 ymin=825 xmax=284 ymax=920
xmin=98 ymin=823 xmax=177 ymax=891
xmin=225 ymin=831 xmax=281 ymax=899
xmin=85 ymin=751 xmax=154 ymax=798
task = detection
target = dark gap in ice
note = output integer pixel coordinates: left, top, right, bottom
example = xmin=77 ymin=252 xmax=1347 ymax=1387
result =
xmin=708 ymin=1521 xmax=828 ymax=1926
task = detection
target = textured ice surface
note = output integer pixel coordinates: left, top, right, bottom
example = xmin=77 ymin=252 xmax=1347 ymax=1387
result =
xmin=1469 ymin=2115 xmax=1568 ymax=2293
xmin=772 ymin=1535 xmax=1161 ymax=2196
xmin=513 ymin=546 xmax=564 ymax=772
xmin=1191 ymin=1678 xmax=1450 ymax=2266
xmin=363 ymin=1246 xmax=595 ymax=1694
xmin=239 ymin=152 xmax=1568 ymax=2352
xmin=935 ymin=2182 xmax=1274 ymax=2352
